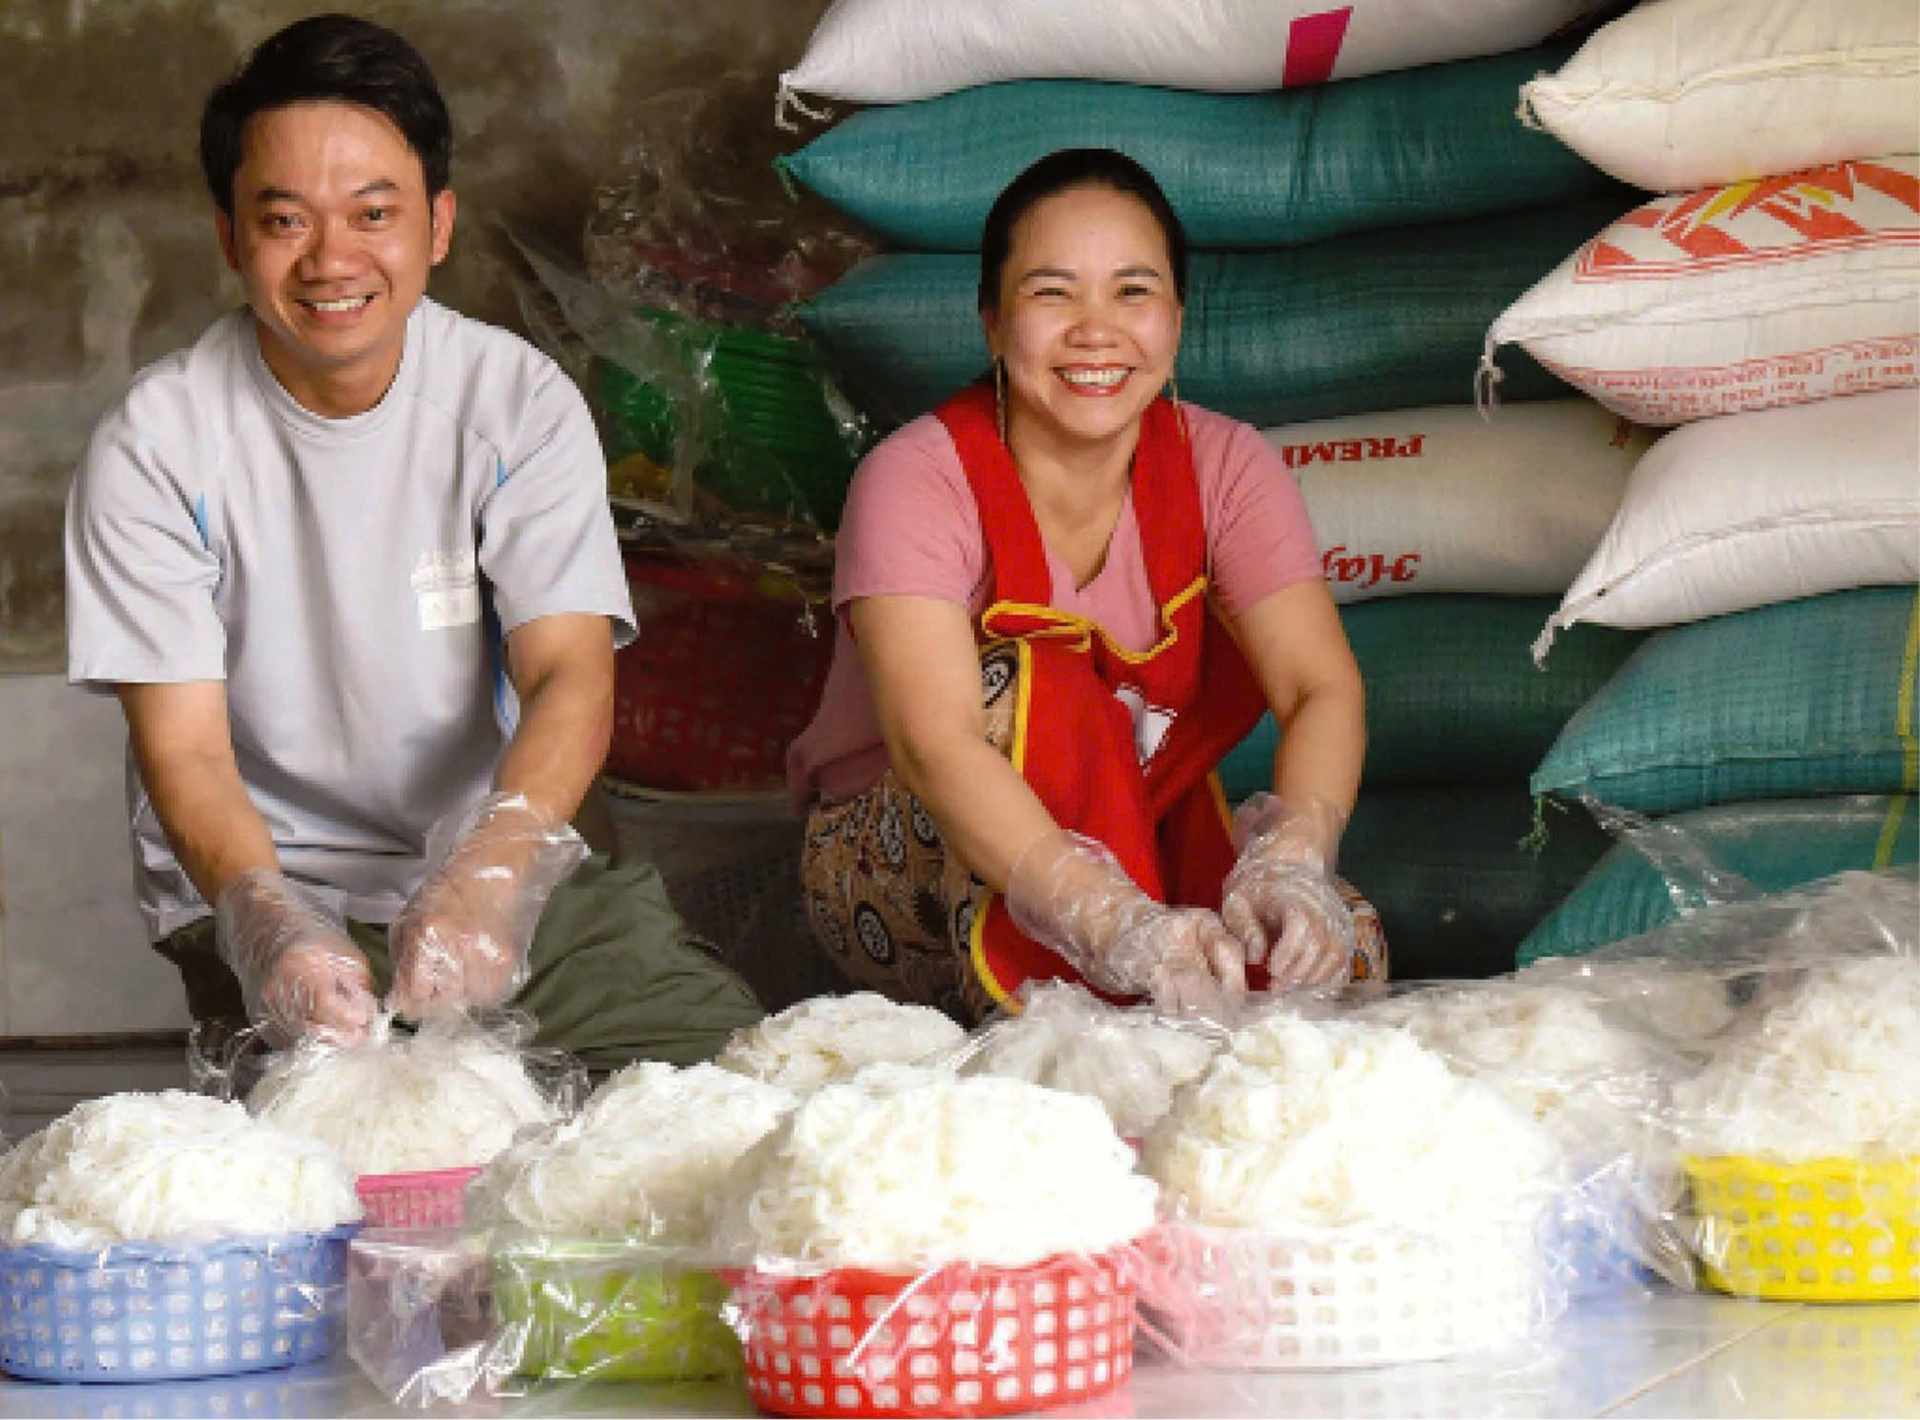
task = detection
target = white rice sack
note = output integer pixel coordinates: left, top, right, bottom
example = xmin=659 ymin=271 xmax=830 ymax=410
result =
xmin=960 ymin=982 xmax=1219 ymax=1138
xmin=466 ymin=1062 xmax=795 ymax=1247
xmin=1674 ymin=956 xmax=1920 ymax=1159
xmin=1519 ymin=0 xmax=1920 ymax=192
xmin=1482 ymin=156 xmax=1920 ymax=427
xmin=713 ymin=1065 xmax=1156 ymax=1270
xmin=1534 ymin=392 xmax=1920 ymax=658
xmin=1144 ymin=1014 xmax=1563 ymax=1235
xmin=715 ymin=992 xmax=965 ymax=1094
xmin=0 ymin=1091 xmax=361 ymax=1250
xmin=783 ymin=0 xmax=1611 ymax=104
xmin=248 ymin=1016 xmax=562 ymax=1175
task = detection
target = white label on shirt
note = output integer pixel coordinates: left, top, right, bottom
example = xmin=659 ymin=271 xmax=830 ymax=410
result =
xmin=1112 ymin=684 xmax=1177 ymax=766
xmin=411 ymin=549 xmax=480 ymax=631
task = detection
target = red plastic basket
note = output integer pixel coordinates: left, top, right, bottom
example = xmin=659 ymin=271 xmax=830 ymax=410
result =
xmin=735 ymin=1252 xmax=1136 ymax=1418
xmin=354 ymin=1167 xmax=482 ymax=1229
xmin=608 ymin=554 xmax=834 ymax=793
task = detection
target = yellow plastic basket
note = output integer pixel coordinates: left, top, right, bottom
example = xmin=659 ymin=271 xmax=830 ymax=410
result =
xmin=490 ymin=1242 xmax=739 ymax=1382
xmin=1683 ymin=1155 xmax=1920 ymax=1302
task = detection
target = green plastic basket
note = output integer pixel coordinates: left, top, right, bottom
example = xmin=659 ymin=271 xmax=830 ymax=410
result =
xmin=597 ymin=310 xmax=860 ymax=530
xmin=490 ymin=1241 xmax=739 ymax=1383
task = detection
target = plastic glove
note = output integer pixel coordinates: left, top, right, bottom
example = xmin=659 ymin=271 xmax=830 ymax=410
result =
xmin=1004 ymin=831 xmax=1246 ymax=1018
xmin=387 ymin=791 xmax=589 ymax=1021
xmin=1219 ymin=792 xmax=1358 ymax=991
xmin=215 ymin=869 xmax=378 ymax=1046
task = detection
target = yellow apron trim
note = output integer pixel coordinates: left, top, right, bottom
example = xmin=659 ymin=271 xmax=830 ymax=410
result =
xmin=969 ymin=638 xmax=1035 ymax=1013
xmin=1873 ymin=794 xmax=1909 ymax=872
xmin=1898 ymin=586 xmax=1919 ymax=790
xmin=980 ymin=575 xmax=1209 ymax=667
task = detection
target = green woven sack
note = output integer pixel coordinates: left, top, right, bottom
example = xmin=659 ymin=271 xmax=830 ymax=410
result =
xmin=798 ymin=198 xmax=1628 ymax=428
xmin=778 ymin=45 xmax=1612 ymax=251
xmin=1336 ymin=784 xmax=1615 ymax=980
xmin=1531 ymin=587 xmax=1920 ymax=815
xmin=1517 ymin=796 xmax=1919 ymax=965
xmin=1218 ymin=596 xmax=1645 ymax=795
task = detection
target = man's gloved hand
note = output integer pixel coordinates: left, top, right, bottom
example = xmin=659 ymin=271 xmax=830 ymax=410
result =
xmin=1219 ymin=792 xmax=1358 ymax=991
xmin=1004 ymin=831 xmax=1246 ymax=1019
xmin=215 ymin=869 xmax=377 ymax=1046
xmin=386 ymin=791 xmax=588 ymax=1021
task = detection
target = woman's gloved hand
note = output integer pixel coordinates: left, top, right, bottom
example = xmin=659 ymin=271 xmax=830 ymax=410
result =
xmin=1219 ymin=792 xmax=1358 ymax=991
xmin=387 ymin=791 xmax=589 ymax=1021
xmin=215 ymin=869 xmax=377 ymax=1046
xmin=1004 ymin=831 xmax=1246 ymax=1018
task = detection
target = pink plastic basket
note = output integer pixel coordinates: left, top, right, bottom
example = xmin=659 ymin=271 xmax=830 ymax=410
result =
xmin=354 ymin=1168 xmax=482 ymax=1230
xmin=734 ymin=1251 xmax=1136 ymax=1418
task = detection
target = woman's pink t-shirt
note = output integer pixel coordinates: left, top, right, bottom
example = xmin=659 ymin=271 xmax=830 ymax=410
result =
xmin=786 ymin=403 xmax=1323 ymax=806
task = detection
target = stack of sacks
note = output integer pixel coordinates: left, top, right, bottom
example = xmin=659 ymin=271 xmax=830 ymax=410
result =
xmin=1481 ymin=0 xmax=1920 ymax=965
xmin=713 ymin=990 xmax=964 ymax=1092
xmin=955 ymin=980 xmax=1220 ymax=1139
xmin=1140 ymin=1011 xmax=1564 ymax=1366
xmin=716 ymin=1065 xmax=1157 ymax=1416
xmin=778 ymin=6 xmax=1678 ymax=984
xmin=782 ymin=17 xmax=1636 ymax=427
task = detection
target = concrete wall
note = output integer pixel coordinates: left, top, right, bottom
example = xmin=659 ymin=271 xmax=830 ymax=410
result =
xmin=0 ymin=0 xmax=833 ymax=1035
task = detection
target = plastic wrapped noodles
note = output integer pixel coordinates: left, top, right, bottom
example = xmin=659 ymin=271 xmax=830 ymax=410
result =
xmin=951 ymin=980 xmax=1223 ymax=1139
xmin=716 ymin=1066 xmax=1158 ymax=1418
xmin=1138 ymin=1011 xmax=1567 ymax=1368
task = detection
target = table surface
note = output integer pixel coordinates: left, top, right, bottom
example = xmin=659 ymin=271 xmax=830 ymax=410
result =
xmin=1 ymin=1288 xmax=1913 ymax=1419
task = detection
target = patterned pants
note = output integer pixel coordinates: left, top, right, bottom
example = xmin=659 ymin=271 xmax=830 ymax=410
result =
xmin=798 ymin=644 xmax=1386 ymax=1026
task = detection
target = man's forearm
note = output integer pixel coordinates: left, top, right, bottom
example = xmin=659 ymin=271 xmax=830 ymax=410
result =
xmin=118 ymin=683 xmax=280 ymax=910
xmin=493 ymin=664 xmax=612 ymax=827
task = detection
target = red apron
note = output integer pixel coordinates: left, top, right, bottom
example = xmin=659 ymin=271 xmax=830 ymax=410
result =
xmin=936 ymin=384 xmax=1271 ymax=1008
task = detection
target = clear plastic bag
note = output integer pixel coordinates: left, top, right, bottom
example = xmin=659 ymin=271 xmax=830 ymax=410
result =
xmin=214 ymin=1013 xmax=586 ymax=1203
xmin=944 ymin=980 xmax=1225 ymax=1142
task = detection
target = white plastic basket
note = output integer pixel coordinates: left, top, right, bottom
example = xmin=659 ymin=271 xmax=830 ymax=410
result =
xmin=1140 ymin=1221 xmax=1545 ymax=1369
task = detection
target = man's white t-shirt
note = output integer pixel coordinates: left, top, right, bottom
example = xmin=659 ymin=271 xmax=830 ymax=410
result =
xmin=65 ymin=298 xmax=637 ymax=938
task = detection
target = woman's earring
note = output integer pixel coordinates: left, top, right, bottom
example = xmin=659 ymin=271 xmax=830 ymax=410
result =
xmin=1169 ymin=369 xmax=1191 ymax=443
xmin=994 ymin=358 xmax=1009 ymax=446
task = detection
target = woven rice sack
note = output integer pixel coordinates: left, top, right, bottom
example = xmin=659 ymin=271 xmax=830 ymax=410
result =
xmin=802 ymin=198 xmax=1629 ymax=428
xmin=1520 ymin=0 xmax=1920 ymax=192
xmin=778 ymin=46 xmax=1612 ymax=250
xmin=1518 ymin=796 xmax=1919 ymax=965
xmin=1220 ymin=596 xmax=1645 ymax=793
xmin=1530 ymin=587 xmax=1920 ymax=816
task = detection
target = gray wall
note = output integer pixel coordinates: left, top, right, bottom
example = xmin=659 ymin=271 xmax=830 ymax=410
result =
xmin=0 ymin=0 xmax=833 ymax=1034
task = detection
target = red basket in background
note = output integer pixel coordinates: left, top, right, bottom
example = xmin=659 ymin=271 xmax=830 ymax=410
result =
xmin=609 ymin=553 xmax=834 ymax=793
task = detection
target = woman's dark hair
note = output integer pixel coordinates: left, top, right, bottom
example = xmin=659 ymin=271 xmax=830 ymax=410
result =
xmin=977 ymin=148 xmax=1188 ymax=313
xmin=200 ymin=13 xmax=452 ymax=214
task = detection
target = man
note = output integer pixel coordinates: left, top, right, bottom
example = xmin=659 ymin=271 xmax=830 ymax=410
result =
xmin=65 ymin=13 xmax=762 ymax=1066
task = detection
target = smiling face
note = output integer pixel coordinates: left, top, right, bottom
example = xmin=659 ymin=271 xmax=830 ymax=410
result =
xmin=982 ymin=182 xmax=1183 ymax=462
xmin=215 ymin=99 xmax=454 ymax=418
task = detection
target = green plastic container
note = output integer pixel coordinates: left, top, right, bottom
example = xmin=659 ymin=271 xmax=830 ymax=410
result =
xmin=597 ymin=310 xmax=861 ymax=530
xmin=491 ymin=1241 xmax=739 ymax=1383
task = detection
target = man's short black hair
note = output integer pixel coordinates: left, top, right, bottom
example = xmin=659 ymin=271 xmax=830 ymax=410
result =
xmin=199 ymin=13 xmax=452 ymax=214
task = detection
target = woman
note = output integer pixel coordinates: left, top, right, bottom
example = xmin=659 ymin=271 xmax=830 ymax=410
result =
xmin=788 ymin=148 xmax=1384 ymax=1023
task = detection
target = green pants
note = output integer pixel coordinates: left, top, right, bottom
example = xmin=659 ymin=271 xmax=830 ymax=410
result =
xmin=154 ymin=856 xmax=764 ymax=1071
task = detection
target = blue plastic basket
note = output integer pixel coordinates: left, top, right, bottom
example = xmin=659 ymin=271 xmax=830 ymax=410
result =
xmin=0 ymin=1225 xmax=356 ymax=1383
xmin=1546 ymin=1171 xmax=1658 ymax=1301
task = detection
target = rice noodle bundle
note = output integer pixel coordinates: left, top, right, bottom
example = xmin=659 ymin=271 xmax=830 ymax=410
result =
xmin=0 ymin=1090 xmax=361 ymax=1250
xmin=713 ymin=1065 xmax=1156 ymax=1269
xmin=715 ymin=992 xmax=965 ymax=1094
